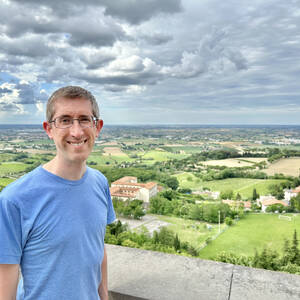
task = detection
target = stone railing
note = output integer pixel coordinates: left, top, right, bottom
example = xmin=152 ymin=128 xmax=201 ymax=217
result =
xmin=106 ymin=244 xmax=300 ymax=300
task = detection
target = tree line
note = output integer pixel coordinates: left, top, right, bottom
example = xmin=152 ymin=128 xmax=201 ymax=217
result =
xmin=98 ymin=166 xmax=179 ymax=190
xmin=149 ymin=191 xmax=241 ymax=224
xmin=216 ymin=230 xmax=300 ymax=275
xmin=105 ymin=220 xmax=199 ymax=257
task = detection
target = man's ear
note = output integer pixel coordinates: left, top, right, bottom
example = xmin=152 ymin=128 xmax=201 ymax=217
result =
xmin=43 ymin=121 xmax=53 ymax=139
xmin=96 ymin=119 xmax=103 ymax=137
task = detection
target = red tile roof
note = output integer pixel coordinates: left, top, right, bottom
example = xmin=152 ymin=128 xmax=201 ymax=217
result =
xmin=261 ymin=199 xmax=288 ymax=207
xmin=292 ymin=186 xmax=300 ymax=193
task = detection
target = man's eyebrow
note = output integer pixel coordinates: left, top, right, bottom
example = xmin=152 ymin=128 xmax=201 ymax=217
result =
xmin=57 ymin=114 xmax=72 ymax=118
xmin=56 ymin=114 xmax=92 ymax=118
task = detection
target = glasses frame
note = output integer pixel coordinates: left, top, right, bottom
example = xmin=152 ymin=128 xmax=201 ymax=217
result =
xmin=49 ymin=115 xmax=98 ymax=129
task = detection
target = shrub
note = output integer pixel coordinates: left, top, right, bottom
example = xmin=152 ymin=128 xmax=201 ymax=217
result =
xmin=225 ymin=217 xmax=233 ymax=226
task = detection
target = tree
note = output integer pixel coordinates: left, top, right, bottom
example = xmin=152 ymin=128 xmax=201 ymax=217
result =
xmin=133 ymin=206 xmax=145 ymax=219
xmin=252 ymin=188 xmax=259 ymax=201
xmin=290 ymin=194 xmax=300 ymax=211
xmin=220 ymin=189 xmax=234 ymax=200
xmin=165 ymin=177 xmax=179 ymax=190
xmin=158 ymin=227 xmax=175 ymax=247
xmin=236 ymin=193 xmax=242 ymax=201
xmin=173 ymin=234 xmax=181 ymax=252
xmin=266 ymin=203 xmax=284 ymax=213
xmin=291 ymin=230 xmax=300 ymax=264
xmin=162 ymin=190 xmax=175 ymax=200
xmin=281 ymin=239 xmax=293 ymax=265
xmin=225 ymin=217 xmax=233 ymax=226
xmin=268 ymin=184 xmax=284 ymax=200
xmin=149 ymin=196 xmax=164 ymax=214
xmin=153 ymin=231 xmax=159 ymax=244
xmin=188 ymin=205 xmax=202 ymax=220
xmin=187 ymin=245 xmax=199 ymax=257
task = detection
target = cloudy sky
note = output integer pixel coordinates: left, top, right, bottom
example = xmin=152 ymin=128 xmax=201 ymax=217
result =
xmin=0 ymin=0 xmax=299 ymax=125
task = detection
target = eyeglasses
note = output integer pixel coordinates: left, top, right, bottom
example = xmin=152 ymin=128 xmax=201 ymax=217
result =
xmin=49 ymin=116 xmax=98 ymax=129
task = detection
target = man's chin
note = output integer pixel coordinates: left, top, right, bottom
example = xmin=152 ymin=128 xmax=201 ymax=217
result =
xmin=67 ymin=154 xmax=89 ymax=164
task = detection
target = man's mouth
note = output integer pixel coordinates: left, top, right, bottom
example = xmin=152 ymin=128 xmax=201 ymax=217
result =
xmin=67 ymin=139 xmax=87 ymax=146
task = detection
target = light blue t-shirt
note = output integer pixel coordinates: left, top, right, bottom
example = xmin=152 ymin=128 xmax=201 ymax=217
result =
xmin=0 ymin=166 xmax=115 ymax=300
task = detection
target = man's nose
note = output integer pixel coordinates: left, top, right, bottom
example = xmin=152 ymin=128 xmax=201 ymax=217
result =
xmin=70 ymin=120 xmax=84 ymax=137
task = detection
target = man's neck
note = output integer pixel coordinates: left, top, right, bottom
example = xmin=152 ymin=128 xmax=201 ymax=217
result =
xmin=43 ymin=156 xmax=87 ymax=181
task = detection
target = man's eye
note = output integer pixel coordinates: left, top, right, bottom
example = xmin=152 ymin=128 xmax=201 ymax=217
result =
xmin=60 ymin=118 xmax=71 ymax=124
xmin=80 ymin=117 xmax=91 ymax=123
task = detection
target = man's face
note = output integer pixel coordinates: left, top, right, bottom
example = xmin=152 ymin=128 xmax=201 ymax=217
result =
xmin=43 ymin=97 xmax=103 ymax=165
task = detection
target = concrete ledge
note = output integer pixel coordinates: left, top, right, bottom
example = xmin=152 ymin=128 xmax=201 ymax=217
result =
xmin=107 ymin=244 xmax=300 ymax=300
xmin=230 ymin=265 xmax=300 ymax=300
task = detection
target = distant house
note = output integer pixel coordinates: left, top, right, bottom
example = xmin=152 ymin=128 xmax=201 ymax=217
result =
xmin=222 ymin=199 xmax=251 ymax=211
xmin=284 ymin=186 xmax=300 ymax=205
xmin=257 ymin=195 xmax=288 ymax=212
xmin=110 ymin=176 xmax=158 ymax=203
xmin=192 ymin=190 xmax=220 ymax=200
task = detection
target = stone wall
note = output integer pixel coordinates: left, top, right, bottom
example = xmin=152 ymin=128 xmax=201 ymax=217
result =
xmin=107 ymin=244 xmax=300 ymax=300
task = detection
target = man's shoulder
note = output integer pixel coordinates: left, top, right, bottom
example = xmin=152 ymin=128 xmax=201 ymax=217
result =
xmin=87 ymin=166 xmax=108 ymax=183
xmin=1 ymin=166 xmax=43 ymax=203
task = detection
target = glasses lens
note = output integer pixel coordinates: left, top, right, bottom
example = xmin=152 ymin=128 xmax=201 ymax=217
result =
xmin=56 ymin=117 xmax=72 ymax=128
xmin=54 ymin=116 xmax=95 ymax=128
xmin=79 ymin=116 xmax=93 ymax=128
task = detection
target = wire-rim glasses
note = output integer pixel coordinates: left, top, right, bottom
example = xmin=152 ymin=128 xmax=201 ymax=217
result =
xmin=49 ymin=115 xmax=98 ymax=129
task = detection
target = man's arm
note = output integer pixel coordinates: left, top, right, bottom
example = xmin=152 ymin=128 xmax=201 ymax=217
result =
xmin=0 ymin=264 xmax=19 ymax=300
xmin=98 ymin=246 xmax=108 ymax=300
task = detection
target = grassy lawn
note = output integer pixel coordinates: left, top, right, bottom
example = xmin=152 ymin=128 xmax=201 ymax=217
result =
xmin=175 ymin=172 xmax=285 ymax=198
xmin=199 ymin=213 xmax=300 ymax=259
xmin=156 ymin=215 xmax=226 ymax=249
xmin=235 ymin=179 xmax=286 ymax=198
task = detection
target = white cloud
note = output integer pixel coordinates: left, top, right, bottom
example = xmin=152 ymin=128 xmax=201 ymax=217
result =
xmin=0 ymin=0 xmax=299 ymax=124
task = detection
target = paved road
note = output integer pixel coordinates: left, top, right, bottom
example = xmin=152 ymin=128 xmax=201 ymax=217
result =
xmin=118 ymin=215 xmax=170 ymax=235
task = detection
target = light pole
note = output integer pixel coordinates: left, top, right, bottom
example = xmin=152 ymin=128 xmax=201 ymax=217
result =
xmin=218 ymin=210 xmax=221 ymax=233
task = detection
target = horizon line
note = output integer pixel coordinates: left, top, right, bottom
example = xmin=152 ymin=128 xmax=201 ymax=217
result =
xmin=1 ymin=123 xmax=300 ymax=126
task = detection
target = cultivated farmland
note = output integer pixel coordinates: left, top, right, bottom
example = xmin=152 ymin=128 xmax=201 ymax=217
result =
xmin=264 ymin=157 xmax=300 ymax=177
xmin=175 ymin=172 xmax=286 ymax=199
xmin=202 ymin=158 xmax=253 ymax=168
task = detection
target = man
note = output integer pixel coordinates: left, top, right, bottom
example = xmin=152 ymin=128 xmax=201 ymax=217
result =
xmin=0 ymin=86 xmax=116 ymax=300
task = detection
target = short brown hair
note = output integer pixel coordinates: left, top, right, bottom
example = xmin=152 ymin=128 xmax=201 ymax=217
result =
xmin=46 ymin=86 xmax=100 ymax=121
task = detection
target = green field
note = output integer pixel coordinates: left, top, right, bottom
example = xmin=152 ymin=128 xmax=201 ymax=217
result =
xmin=88 ymin=152 xmax=135 ymax=166
xmin=156 ymin=215 xmax=226 ymax=248
xmin=175 ymin=172 xmax=285 ymax=198
xmin=199 ymin=214 xmax=300 ymax=259
xmin=162 ymin=146 xmax=204 ymax=154
xmin=0 ymin=162 xmax=29 ymax=175
xmin=0 ymin=177 xmax=14 ymax=186
xmin=138 ymin=150 xmax=188 ymax=163
xmin=0 ymin=153 xmax=18 ymax=161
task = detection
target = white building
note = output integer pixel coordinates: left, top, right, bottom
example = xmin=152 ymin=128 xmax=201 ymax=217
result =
xmin=110 ymin=176 xmax=158 ymax=203
xmin=257 ymin=195 xmax=288 ymax=212
xmin=284 ymin=186 xmax=300 ymax=205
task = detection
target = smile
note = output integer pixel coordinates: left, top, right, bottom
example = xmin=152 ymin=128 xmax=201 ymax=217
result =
xmin=67 ymin=139 xmax=87 ymax=146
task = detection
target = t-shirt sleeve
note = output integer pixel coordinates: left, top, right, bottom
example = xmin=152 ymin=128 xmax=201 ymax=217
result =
xmin=105 ymin=181 xmax=116 ymax=225
xmin=0 ymin=196 xmax=22 ymax=264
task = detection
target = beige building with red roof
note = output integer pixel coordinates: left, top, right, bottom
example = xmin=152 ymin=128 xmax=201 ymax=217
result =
xmin=110 ymin=176 xmax=158 ymax=203
xmin=257 ymin=195 xmax=288 ymax=212
xmin=222 ymin=200 xmax=251 ymax=211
